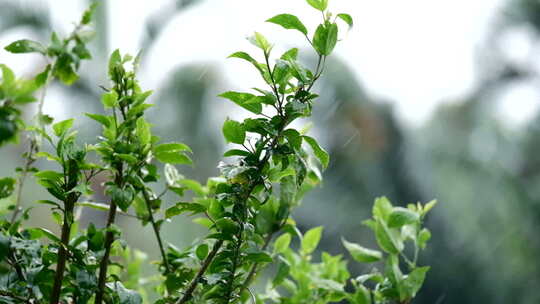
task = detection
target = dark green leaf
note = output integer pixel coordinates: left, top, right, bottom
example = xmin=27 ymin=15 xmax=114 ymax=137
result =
xmin=267 ymin=14 xmax=308 ymax=35
xmin=196 ymin=243 xmax=209 ymax=260
xmin=219 ymin=91 xmax=262 ymax=114
xmin=0 ymin=177 xmax=15 ymax=199
xmin=246 ymin=251 xmax=273 ymax=263
xmin=387 ymin=207 xmax=420 ymax=228
xmin=223 ymin=149 xmax=251 ymax=157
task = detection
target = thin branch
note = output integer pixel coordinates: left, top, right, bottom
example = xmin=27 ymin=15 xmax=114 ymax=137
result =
xmin=141 ymin=188 xmax=170 ymax=274
xmin=176 ymin=240 xmax=224 ymax=304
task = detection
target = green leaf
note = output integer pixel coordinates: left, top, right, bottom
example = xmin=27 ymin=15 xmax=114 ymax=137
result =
xmin=350 ymin=284 xmax=371 ymax=304
xmin=273 ymin=233 xmax=291 ymax=254
xmin=155 ymin=151 xmax=192 ymax=165
xmin=246 ymin=251 xmax=273 ymax=263
xmin=267 ymin=14 xmax=308 ymax=35
xmin=313 ymin=23 xmax=339 ymax=55
xmin=301 ymin=226 xmax=323 ymax=254
xmin=219 ymin=91 xmax=262 ymax=114
xmin=337 ymin=13 xmax=354 ymax=28
xmin=375 ymin=219 xmax=403 ymax=254
xmin=78 ymin=201 xmax=110 ymax=212
xmin=85 ymin=113 xmax=111 ymax=127
xmin=5 ymin=39 xmax=46 ymax=54
xmin=422 ymin=199 xmax=437 ymax=216
xmin=107 ymin=185 xmax=135 ymax=212
xmin=154 ymin=142 xmax=192 ymax=154
xmin=52 ymin=118 xmax=74 ymax=137
xmin=0 ymin=177 xmax=16 ymax=199
xmin=284 ymin=129 xmax=302 ymax=150
xmin=372 ymin=196 xmax=393 ymax=222
xmin=102 ymin=91 xmax=119 ymax=109
xmin=109 ymin=49 xmax=122 ymax=77
xmin=0 ymin=234 xmax=9 ymax=262
xmin=223 ymin=149 xmax=250 ymax=157
xmin=215 ymin=218 xmax=239 ymax=235
xmin=303 ymin=135 xmax=329 ymax=169
xmin=418 ymin=228 xmax=431 ymax=249
xmin=222 ymin=119 xmax=245 ymax=144
xmin=401 ymin=266 xmax=430 ymax=299
xmin=281 ymin=48 xmax=299 ymax=61
xmin=81 ymin=2 xmax=98 ymax=24
xmin=387 ymin=207 xmax=420 ymax=228
xmin=249 ymin=32 xmax=272 ymax=54
xmin=342 ymin=238 xmax=382 ymax=263
xmin=0 ymin=64 xmax=15 ymax=88
xmin=306 ymin=0 xmax=328 ymax=11
xmin=196 ymin=244 xmax=209 ymax=260
xmin=136 ymin=117 xmax=151 ymax=145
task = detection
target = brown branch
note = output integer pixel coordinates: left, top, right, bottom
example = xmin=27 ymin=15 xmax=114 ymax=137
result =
xmin=176 ymin=239 xmax=224 ymax=304
xmin=238 ymin=232 xmax=274 ymax=295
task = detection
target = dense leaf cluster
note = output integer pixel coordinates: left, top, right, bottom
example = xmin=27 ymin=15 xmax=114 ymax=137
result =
xmin=0 ymin=1 xmax=435 ymax=304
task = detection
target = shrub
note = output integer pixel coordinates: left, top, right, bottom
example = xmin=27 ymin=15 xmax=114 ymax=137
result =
xmin=0 ymin=1 xmax=435 ymax=304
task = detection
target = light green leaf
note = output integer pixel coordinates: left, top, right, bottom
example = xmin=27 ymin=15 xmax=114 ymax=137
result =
xmin=375 ymin=219 xmax=403 ymax=254
xmin=102 ymin=91 xmax=119 ymax=109
xmin=52 ymin=118 xmax=74 ymax=137
xmin=418 ymin=228 xmax=431 ymax=249
xmin=337 ymin=13 xmax=354 ymax=28
xmin=136 ymin=117 xmax=151 ymax=145
xmin=4 ymin=39 xmax=46 ymax=54
xmin=342 ymin=238 xmax=382 ymax=263
xmin=372 ymin=196 xmax=393 ymax=222
xmin=301 ymin=226 xmax=323 ymax=254
xmin=401 ymin=266 xmax=430 ymax=299
xmin=85 ymin=113 xmax=111 ymax=127
xmin=303 ymin=135 xmax=329 ymax=169
xmin=249 ymin=32 xmax=272 ymax=54
xmin=306 ymin=0 xmax=328 ymax=11
xmin=267 ymin=14 xmax=308 ymax=35
xmin=422 ymin=199 xmax=437 ymax=216
xmin=273 ymin=233 xmax=291 ymax=254
xmin=222 ymin=119 xmax=245 ymax=144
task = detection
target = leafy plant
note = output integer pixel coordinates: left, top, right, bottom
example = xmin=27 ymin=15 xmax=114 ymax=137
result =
xmin=0 ymin=1 xmax=436 ymax=304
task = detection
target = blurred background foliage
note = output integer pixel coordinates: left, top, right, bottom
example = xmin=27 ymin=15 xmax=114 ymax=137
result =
xmin=1 ymin=0 xmax=540 ymax=303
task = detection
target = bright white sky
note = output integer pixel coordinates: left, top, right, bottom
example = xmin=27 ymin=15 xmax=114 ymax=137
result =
xmin=5 ymin=0 xmax=535 ymax=127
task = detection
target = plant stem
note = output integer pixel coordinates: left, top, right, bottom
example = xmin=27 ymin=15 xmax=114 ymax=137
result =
xmin=10 ymin=61 xmax=53 ymax=223
xmin=176 ymin=239 xmax=224 ymax=304
xmin=94 ymin=199 xmax=118 ymax=304
xmin=141 ymin=188 xmax=170 ymax=274
xmin=50 ymin=200 xmax=75 ymax=304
